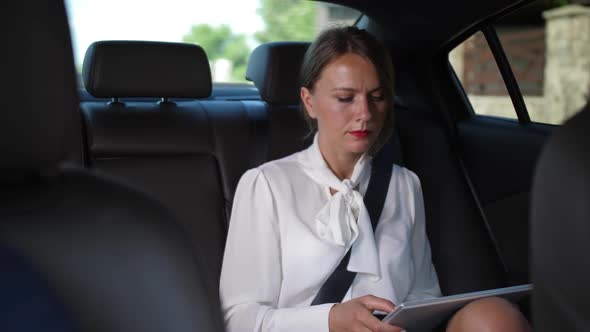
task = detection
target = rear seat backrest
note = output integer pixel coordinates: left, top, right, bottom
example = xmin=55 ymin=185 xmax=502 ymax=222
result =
xmin=80 ymin=41 xmax=226 ymax=298
xmin=395 ymin=107 xmax=506 ymax=294
xmin=197 ymin=100 xmax=271 ymax=224
xmin=205 ymin=42 xmax=315 ymax=221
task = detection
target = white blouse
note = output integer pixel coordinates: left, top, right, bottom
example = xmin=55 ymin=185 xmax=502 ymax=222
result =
xmin=220 ymin=136 xmax=441 ymax=332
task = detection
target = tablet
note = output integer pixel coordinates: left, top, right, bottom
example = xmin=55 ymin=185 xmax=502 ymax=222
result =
xmin=381 ymin=284 xmax=532 ymax=331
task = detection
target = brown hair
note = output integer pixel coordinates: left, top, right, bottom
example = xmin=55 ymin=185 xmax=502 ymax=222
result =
xmin=299 ymin=26 xmax=395 ymax=156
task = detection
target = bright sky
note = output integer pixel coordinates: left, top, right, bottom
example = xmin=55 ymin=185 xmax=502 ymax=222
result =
xmin=65 ymin=0 xmax=264 ymax=67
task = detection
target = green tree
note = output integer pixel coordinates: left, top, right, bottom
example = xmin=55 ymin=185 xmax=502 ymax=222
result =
xmin=255 ymin=0 xmax=316 ymax=43
xmin=183 ymin=24 xmax=251 ymax=82
xmin=552 ymin=0 xmax=571 ymax=6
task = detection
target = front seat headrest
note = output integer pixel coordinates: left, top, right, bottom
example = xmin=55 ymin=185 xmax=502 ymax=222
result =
xmin=83 ymin=41 xmax=212 ymax=98
xmin=1 ymin=1 xmax=78 ymax=177
xmin=531 ymin=100 xmax=590 ymax=329
xmin=246 ymin=41 xmax=310 ymax=105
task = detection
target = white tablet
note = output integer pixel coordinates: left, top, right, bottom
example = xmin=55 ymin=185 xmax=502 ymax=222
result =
xmin=382 ymin=284 xmax=532 ymax=331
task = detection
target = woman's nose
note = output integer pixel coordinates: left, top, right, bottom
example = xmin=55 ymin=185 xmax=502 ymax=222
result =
xmin=355 ymin=97 xmax=372 ymax=121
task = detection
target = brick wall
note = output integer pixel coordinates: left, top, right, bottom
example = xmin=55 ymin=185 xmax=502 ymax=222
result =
xmin=462 ymin=28 xmax=545 ymax=96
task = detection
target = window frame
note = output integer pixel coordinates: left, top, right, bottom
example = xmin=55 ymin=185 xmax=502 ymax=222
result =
xmin=445 ymin=11 xmax=545 ymax=126
xmin=482 ymin=26 xmax=531 ymax=124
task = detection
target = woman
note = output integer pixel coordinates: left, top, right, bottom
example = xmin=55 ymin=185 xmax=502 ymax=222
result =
xmin=220 ymin=26 xmax=530 ymax=332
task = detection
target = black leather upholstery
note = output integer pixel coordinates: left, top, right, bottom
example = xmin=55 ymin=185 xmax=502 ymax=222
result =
xmin=1 ymin=2 xmax=223 ymax=332
xmin=83 ymin=41 xmax=212 ymax=98
xmin=81 ymin=101 xmax=227 ymax=296
xmin=204 ymin=101 xmax=270 ymax=217
xmin=82 ymin=102 xmax=214 ymax=157
xmin=267 ymin=105 xmax=311 ymax=160
xmin=395 ymin=108 xmax=506 ymax=294
xmin=0 ymin=246 xmax=77 ymax=332
xmin=245 ymin=42 xmax=310 ymax=105
xmin=531 ymin=102 xmax=590 ymax=331
xmin=1 ymin=172 xmax=224 ymax=332
xmin=1 ymin=0 xmax=77 ymax=178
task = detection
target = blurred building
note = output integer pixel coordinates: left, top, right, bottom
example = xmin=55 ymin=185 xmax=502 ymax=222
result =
xmin=450 ymin=2 xmax=590 ymax=124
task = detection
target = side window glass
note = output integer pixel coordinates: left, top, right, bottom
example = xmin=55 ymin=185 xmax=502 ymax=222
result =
xmin=449 ymin=31 xmax=517 ymax=120
xmin=450 ymin=3 xmax=590 ymax=125
xmin=495 ymin=3 xmax=590 ymax=124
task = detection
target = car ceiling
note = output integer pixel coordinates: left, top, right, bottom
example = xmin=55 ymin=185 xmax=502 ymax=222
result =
xmin=322 ymin=0 xmax=536 ymax=56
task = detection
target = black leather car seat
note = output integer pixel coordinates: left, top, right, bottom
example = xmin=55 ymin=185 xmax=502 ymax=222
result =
xmin=531 ymin=100 xmax=590 ymax=331
xmin=1 ymin=2 xmax=223 ymax=332
xmin=395 ymin=106 xmax=507 ymax=294
xmin=0 ymin=246 xmax=78 ymax=332
xmin=80 ymin=41 xmax=227 ymax=299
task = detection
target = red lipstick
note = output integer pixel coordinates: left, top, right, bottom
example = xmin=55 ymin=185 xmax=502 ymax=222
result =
xmin=349 ymin=130 xmax=370 ymax=138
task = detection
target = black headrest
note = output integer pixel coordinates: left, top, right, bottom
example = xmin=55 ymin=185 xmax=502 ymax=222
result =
xmin=532 ymin=103 xmax=590 ymax=214
xmin=83 ymin=41 xmax=211 ymax=98
xmin=246 ymin=42 xmax=310 ymax=105
xmin=1 ymin=1 xmax=78 ymax=176
xmin=531 ymin=102 xmax=590 ymax=328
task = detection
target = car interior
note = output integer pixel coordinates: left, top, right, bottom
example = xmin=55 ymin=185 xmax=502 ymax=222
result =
xmin=2 ymin=0 xmax=589 ymax=331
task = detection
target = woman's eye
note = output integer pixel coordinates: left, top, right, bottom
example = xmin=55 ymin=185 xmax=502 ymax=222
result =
xmin=337 ymin=96 xmax=353 ymax=103
xmin=370 ymin=94 xmax=385 ymax=102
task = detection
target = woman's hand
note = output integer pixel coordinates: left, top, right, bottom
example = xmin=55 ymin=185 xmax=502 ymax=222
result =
xmin=328 ymin=295 xmax=404 ymax=332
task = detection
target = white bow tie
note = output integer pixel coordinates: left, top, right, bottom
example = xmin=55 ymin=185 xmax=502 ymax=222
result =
xmin=302 ymin=134 xmax=381 ymax=279
xmin=315 ymin=179 xmax=363 ymax=247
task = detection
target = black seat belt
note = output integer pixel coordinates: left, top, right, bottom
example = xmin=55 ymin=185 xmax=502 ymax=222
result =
xmin=311 ymin=141 xmax=395 ymax=305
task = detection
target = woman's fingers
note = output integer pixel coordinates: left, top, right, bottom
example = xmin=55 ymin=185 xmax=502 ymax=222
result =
xmin=357 ymin=308 xmax=402 ymax=332
xmin=329 ymin=295 xmax=402 ymax=332
xmin=357 ymin=295 xmax=396 ymax=313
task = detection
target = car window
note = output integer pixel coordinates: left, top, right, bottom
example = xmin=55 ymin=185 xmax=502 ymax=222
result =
xmin=449 ymin=1 xmax=590 ymax=125
xmin=495 ymin=2 xmax=590 ymax=125
xmin=65 ymin=0 xmax=360 ymax=85
xmin=450 ymin=31 xmax=517 ymax=120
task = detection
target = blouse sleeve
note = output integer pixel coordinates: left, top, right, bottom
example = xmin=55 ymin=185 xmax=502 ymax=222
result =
xmin=219 ymin=168 xmax=334 ymax=332
xmin=404 ymin=170 xmax=443 ymax=302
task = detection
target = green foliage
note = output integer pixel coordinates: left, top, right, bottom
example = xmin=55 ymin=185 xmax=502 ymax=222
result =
xmin=183 ymin=24 xmax=251 ymax=82
xmin=182 ymin=1 xmax=317 ymax=81
xmin=551 ymin=0 xmax=571 ymax=6
xmin=255 ymin=0 xmax=316 ymax=43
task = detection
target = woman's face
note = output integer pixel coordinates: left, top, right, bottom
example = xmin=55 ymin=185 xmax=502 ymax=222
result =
xmin=301 ymin=52 xmax=388 ymax=159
